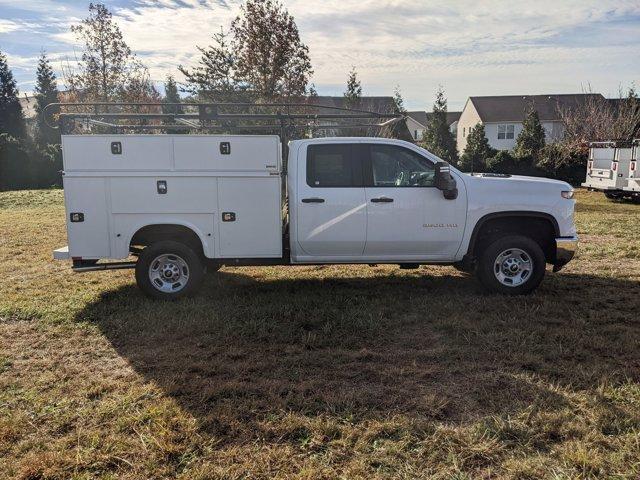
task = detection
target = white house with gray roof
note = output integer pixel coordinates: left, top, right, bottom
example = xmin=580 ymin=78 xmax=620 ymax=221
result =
xmin=456 ymin=94 xmax=604 ymax=153
xmin=407 ymin=111 xmax=461 ymax=141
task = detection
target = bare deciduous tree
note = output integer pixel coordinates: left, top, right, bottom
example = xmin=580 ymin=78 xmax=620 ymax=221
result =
xmin=558 ymin=88 xmax=640 ymax=153
xmin=65 ymin=3 xmax=158 ymax=103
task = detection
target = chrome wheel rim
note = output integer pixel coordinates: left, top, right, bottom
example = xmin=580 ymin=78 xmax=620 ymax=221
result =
xmin=493 ymin=248 xmax=532 ymax=287
xmin=148 ymin=254 xmax=189 ymax=293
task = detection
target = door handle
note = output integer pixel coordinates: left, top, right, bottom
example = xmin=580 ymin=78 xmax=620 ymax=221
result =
xmin=371 ymin=197 xmax=394 ymax=203
xmin=301 ymin=197 xmax=325 ymax=203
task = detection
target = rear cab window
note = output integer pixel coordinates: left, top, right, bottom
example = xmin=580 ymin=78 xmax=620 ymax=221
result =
xmin=306 ymin=144 xmax=363 ymax=187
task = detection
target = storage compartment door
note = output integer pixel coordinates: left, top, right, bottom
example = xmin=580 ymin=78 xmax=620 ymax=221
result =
xmin=63 ymin=136 xmax=173 ymax=171
xmin=63 ymin=177 xmax=110 ymax=258
xmin=174 ymin=136 xmax=280 ymax=172
xmin=217 ymin=177 xmax=282 ymax=258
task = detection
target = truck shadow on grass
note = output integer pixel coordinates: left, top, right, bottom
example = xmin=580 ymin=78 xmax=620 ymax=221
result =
xmin=78 ymin=268 xmax=640 ymax=440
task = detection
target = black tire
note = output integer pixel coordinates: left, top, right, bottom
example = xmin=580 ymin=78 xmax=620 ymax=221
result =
xmin=135 ymin=241 xmax=204 ymax=300
xmin=476 ymin=235 xmax=546 ymax=295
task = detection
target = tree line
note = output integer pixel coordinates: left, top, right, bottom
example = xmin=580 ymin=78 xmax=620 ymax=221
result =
xmin=1 ymin=1 xmax=638 ymax=191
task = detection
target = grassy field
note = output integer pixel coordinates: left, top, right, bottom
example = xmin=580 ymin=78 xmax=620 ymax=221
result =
xmin=1 ymin=189 xmax=639 ymax=479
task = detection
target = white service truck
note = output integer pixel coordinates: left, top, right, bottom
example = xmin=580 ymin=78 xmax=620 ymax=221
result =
xmin=53 ymin=132 xmax=577 ymax=298
xmin=582 ymin=140 xmax=639 ymax=201
xmin=623 ymin=140 xmax=640 ymax=196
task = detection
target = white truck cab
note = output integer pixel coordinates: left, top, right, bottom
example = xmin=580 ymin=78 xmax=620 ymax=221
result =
xmin=50 ymin=102 xmax=577 ymax=298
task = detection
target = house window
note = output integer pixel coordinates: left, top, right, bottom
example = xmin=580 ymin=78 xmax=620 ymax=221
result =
xmin=463 ymin=127 xmax=466 ymax=137
xmin=497 ymin=124 xmax=515 ymax=140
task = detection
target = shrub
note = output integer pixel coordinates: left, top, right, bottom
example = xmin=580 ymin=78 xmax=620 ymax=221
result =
xmin=535 ymin=143 xmax=587 ymax=186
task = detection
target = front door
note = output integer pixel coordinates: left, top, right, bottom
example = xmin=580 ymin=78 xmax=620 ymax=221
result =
xmin=363 ymin=143 xmax=466 ymax=259
xmin=296 ymin=143 xmax=367 ymax=257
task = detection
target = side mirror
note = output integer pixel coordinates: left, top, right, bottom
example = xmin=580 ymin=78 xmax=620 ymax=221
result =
xmin=434 ymin=162 xmax=458 ymax=200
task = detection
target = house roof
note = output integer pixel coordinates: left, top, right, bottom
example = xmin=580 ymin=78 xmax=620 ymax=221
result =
xmin=469 ymin=94 xmax=604 ymax=123
xmin=407 ymin=110 xmax=461 ymax=127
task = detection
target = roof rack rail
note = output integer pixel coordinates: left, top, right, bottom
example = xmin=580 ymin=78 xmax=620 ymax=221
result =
xmin=43 ymin=101 xmax=405 ymax=137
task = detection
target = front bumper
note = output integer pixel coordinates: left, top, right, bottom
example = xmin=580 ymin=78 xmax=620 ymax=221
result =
xmin=553 ymin=236 xmax=578 ymax=272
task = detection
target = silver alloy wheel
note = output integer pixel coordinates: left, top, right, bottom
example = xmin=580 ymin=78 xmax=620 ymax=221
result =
xmin=148 ymin=254 xmax=190 ymax=293
xmin=493 ymin=248 xmax=533 ymax=287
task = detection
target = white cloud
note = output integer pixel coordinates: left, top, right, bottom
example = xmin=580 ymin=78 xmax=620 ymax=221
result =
xmin=0 ymin=18 xmax=44 ymax=34
xmin=0 ymin=0 xmax=70 ymax=12
xmin=0 ymin=19 xmax=22 ymax=34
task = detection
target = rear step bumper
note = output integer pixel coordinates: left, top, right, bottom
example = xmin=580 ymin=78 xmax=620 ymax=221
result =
xmin=553 ymin=236 xmax=578 ymax=272
xmin=53 ymin=246 xmax=70 ymax=260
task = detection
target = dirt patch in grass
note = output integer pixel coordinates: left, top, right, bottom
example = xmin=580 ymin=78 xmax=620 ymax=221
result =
xmin=1 ymin=188 xmax=640 ymax=479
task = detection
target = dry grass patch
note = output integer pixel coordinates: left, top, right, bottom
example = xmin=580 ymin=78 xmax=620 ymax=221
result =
xmin=1 ymin=188 xmax=639 ymax=479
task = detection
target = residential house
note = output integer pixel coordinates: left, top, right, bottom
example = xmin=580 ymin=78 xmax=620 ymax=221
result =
xmin=303 ymin=96 xmax=409 ymax=139
xmin=407 ymin=111 xmax=461 ymax=141
xmin=456 ymin=94 xmax=604 ymax=153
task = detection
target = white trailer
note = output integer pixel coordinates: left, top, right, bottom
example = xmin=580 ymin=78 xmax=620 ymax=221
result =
xmin=51 ymin=102 xmax=577 ymax=298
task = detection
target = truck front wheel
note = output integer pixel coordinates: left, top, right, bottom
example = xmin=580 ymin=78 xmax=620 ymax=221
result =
xmin=135 ymin=241 xmax=204 ymax=300
xmin=476 ymin=235 xmax=546 ymax=295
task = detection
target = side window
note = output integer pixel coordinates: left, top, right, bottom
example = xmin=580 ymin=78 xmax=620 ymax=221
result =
xmin=306 ymin=144 xmax=361 ymax=187
xmin=498 ymin=124 xmax=515 ymax=140
xmin=368 ymin=144 xmax=435 ymax=187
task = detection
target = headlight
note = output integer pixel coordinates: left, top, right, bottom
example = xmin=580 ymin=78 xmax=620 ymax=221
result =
xmin=561 ymin=190 xmax=575 ymax=199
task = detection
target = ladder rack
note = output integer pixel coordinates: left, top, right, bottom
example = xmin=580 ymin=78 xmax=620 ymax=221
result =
xmin=43 ymin=101 xmax=406 ymax=138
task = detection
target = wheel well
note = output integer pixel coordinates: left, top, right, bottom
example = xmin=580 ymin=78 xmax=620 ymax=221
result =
xmin=130 ymin=224 xmax=204 ymax=257
xmin=470 ymin=215 xmax=557 ymax=263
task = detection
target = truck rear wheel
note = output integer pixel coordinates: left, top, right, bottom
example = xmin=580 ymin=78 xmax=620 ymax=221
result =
xmin=476 ymin=235 xmax=545 ymax=295
xmin=135 ymin=241 xmax=204 ymax=300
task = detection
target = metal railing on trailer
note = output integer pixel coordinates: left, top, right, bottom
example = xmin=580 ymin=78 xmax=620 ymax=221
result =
xmin=43 ymin=101 xmax=407 ymax=168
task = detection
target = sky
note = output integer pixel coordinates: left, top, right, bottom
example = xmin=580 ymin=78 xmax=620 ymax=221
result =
xmin=0 ymin=0 xmax=639 ymax=111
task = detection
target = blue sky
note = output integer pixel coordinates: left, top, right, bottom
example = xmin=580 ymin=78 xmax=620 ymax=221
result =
xmin=0 ymin=0 xmax=638 ymax=111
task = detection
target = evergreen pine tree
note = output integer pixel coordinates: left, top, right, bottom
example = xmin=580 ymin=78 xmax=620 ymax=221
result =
xmin=0 ymin=50 xmax=26 ymax=140
xmin=422 ymin=86 xmax=457 ymax=164
xmin=163 ymin=75 xmax=181 ymax=111
xmin=34 ymin=52 xmax=60 ymax=147
xmin=179 ymin=28 xmax=239 ymax=101
xmin=459 ymin=123 xmax=494 ymax=172
xmin=163 ymin=75 xmax=184 ymax=134
xmin=514 ymin=104 xmax=545 ymax=160
xmin=393 ymin=85 xmax=406 ymax=114
xmin=343 ymin=66 xmax=362 ymax=108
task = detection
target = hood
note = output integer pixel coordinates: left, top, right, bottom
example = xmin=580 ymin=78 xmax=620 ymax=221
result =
xmin=466 ymin=172 xmax=572 ymax=190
